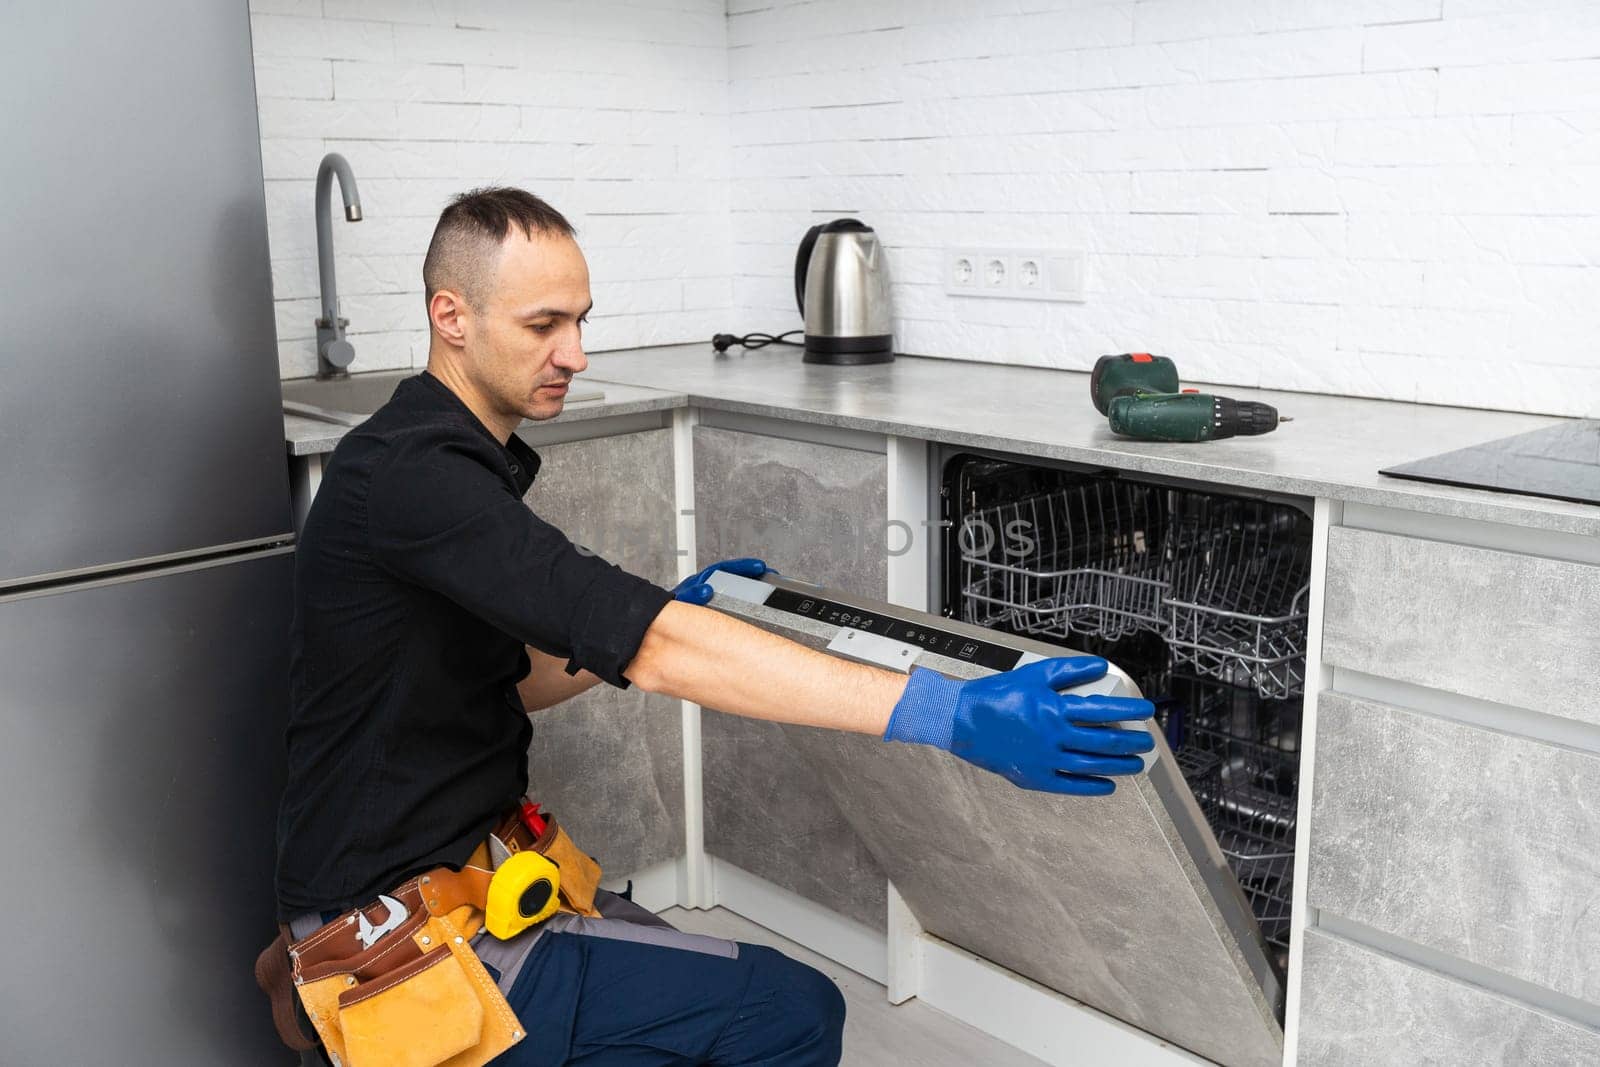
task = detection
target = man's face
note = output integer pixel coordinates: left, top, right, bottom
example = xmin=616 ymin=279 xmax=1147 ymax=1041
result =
xmin=465 ymin=230 xmax=591 ymax=423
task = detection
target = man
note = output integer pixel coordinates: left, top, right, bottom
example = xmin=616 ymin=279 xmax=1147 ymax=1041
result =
xmin=274 ymin=187 xmax=1154 ymax=1066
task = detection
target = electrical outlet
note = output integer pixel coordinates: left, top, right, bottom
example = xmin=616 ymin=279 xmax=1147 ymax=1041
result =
xmin=1017 ymin=257 xmax=1042 ymax=290
xmin=945 ymin=248 xmax=989 ymax=295
xmin=984 ymin=255 xmax=1008 ymax=288
xmin=944 ymin=247 xmax=1086 ymax=302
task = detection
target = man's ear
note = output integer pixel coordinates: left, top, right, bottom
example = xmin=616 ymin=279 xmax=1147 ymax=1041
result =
xmin=429 ymin=289 xmax=470 ymax=348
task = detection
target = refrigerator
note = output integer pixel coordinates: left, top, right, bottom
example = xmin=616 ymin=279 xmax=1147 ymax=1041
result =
xmin=2 ymin=3 xmax=297 ymax=1062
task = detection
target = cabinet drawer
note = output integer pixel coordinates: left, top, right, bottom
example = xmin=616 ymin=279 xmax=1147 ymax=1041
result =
xmin=692 ymin=425 xmax=888 ymax=591
xmin=1298 ymin=929 xmax=1600 ymax=1065
xmin=1308 ymin=692 xmax=1600 ymax=1005
xmin=693 ymin=424 xmax=890 ymax=930
xmin=521 ymin=429 xmax=684 ymax=877
xmin=701 ymin=711 xmax=888 ymax=929
xmin=1323 ymin=526 xmax=1600 ymax=723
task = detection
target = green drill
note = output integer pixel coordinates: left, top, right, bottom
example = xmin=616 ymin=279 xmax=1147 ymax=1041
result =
xmin=1090 ymin=353 xmax=1288 ymax=443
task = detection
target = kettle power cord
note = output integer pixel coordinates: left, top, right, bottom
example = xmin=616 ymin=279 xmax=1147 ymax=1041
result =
xmin=712 ymin=330 xmax=802 ymax=352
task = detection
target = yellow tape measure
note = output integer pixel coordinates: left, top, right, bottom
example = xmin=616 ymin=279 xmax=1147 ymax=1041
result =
xmin=484 ymin=850 xmax=562 ymax=939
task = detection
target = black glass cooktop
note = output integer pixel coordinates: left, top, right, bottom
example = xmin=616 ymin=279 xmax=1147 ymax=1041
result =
xmin=1381 ymin=420 xmax=1600 ymax=507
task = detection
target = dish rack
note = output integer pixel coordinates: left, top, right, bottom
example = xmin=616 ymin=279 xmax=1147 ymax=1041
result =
xmin=958 ymin=480 xmax=1168 ymax=641
xmin=1163 ymin=496 xmax=1310 ymax=701
xmin=958 ymin=481 xmax=1311 ymax=700
xmin=1155 ymin=674 xmax=1300 ymax=957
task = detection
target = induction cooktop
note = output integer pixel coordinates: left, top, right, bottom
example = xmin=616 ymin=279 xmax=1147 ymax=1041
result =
xmin=1380 ymin=419 xmax=1600 ymax=506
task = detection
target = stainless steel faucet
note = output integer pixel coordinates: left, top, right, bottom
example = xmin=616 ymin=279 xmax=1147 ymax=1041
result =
xmin=314 ymin=152 xmax=362 ymax=380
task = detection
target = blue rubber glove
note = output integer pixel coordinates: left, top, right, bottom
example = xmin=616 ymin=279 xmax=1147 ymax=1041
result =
xmin=673 ymin=557 xmax=772 ymax=605
xmin=883 ymin=656 xmax=1155 ymax=796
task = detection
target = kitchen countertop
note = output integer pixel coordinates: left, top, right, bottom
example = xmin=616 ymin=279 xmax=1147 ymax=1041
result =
xmin=283 ymin=345 xmax=1599 ymax=537
xmin=283 ymin=378 xmax=686 ymax=457
xmin=581 ymin=344 xmax=1600 ymax=538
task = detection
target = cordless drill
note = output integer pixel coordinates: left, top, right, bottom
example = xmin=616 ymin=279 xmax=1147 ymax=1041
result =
xmin=1090 ymin=353 xmax=1287 ymax=443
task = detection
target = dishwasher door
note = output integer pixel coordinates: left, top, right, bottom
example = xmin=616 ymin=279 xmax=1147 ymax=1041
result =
xmin=705 ymin=572 xmax=1284 ymax=1067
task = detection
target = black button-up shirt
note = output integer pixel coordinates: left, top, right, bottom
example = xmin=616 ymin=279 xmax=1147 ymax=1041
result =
xmin=275 ymin=371 xmax=672 ymax=918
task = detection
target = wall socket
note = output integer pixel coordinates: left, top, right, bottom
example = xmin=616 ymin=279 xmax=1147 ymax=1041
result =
xmin=945 ymin=247 xmax=1086 ymax=302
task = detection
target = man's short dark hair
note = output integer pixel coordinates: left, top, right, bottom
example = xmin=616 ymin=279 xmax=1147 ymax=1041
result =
xmin=423 ymin=187 xmax=576 ymax=309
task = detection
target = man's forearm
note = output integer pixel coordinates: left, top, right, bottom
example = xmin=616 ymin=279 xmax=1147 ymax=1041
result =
xmin=623 ymin=601 xmax=908 ymax=736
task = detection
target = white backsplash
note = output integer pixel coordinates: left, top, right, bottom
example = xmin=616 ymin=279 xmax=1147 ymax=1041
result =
xmin=255 ymin=1 xmax=1600 ymax=417
xmin=725 ymin=0 xmax=1600 ymax=417
xmin=250 ymin=0 xmax=732 ymax=379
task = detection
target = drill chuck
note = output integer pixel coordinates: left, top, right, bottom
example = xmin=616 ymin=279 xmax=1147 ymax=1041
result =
xmin=1219 ymin=396 xmax=1282 ymax=437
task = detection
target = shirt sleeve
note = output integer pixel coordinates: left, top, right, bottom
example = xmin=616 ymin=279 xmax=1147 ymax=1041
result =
xmin=366 ymin=433 xmax=672 ymax=688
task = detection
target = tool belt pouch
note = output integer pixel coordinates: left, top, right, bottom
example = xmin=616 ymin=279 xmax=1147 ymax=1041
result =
xmin=532 ymin=814 xmax=603 ymax=918
xmin=289 ymin=882 xmax=524 ymax=1067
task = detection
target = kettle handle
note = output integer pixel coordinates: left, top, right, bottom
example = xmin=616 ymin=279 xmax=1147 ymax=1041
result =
xmin=794 ymin=223 xmax=823 ymax=319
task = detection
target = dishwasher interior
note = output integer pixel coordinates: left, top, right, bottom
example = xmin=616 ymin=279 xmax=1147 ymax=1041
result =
xmin=939 ymin=452 xmax=1312 ymax=968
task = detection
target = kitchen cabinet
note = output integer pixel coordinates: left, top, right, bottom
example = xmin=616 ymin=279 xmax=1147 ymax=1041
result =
xmin=692 ymin=423 xmax=890 ymax=930
xmin=1297 ymin=930 xmax=1600 ymax=1064
xmin=1296 ymin=507 xmax=1600 ymax=1064
xmin=1322 ymin=526 xmax=1600 ymax=721
xmin=1308 ymin=692 xmax=1600 ymax=1003
xmin=517 ymin=425 xmax=684 ymax=879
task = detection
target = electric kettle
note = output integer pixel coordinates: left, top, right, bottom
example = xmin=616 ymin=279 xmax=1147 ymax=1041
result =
xmin=794 ymin=218 xmax=894 ymax=365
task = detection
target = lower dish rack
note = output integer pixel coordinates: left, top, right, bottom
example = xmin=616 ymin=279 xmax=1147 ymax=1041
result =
xmin=1156 ymin=673 xmax=1299 ymax=958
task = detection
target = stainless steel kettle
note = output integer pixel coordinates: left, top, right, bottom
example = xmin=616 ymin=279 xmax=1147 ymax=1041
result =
xmin=794 ymin=218 xmax=894 ymax=365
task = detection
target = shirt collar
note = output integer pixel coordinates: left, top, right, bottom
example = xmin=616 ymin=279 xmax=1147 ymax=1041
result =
xmin=411 ymin=371 xmax=542 ymax=493
xmin=504 ymin=433 xmax=542 ymax=493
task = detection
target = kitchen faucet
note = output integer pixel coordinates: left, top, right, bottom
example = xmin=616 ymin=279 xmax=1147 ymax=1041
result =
xmin=314 ymin=152 xmax=362 ymax=379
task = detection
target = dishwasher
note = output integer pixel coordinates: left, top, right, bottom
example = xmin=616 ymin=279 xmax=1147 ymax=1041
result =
xmin=703 ymin=449 xmax=1311 ymax=1067
xmin=943 ymin=451 xmax=1311 ymax=962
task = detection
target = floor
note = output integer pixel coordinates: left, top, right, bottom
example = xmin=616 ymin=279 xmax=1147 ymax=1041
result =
xmin=658 ymin=906 xmax=1047 ymax=1067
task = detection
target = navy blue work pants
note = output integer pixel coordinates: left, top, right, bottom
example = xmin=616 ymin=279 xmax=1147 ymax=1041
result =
xmin=487 ymin=900 xmax=846 ymax=1066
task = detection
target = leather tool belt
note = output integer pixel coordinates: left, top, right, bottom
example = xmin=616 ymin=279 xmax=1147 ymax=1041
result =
xmin=255 ymin=808 xmax=603 ymax=1067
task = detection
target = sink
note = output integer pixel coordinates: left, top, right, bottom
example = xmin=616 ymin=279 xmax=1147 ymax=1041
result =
xmin=283 ymin=401 xmax=361 ymax=427
xmin=281 ymin=370 xmax=411 ymax=418
xmin=282 ymin=370 xmax=604 ymax=426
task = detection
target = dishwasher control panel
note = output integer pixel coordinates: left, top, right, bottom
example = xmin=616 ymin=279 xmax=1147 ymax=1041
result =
xmin=764 ymin=587 xmax=1030 ymax=672
xmin=704 ymin=569 xmax=1149 ymax=765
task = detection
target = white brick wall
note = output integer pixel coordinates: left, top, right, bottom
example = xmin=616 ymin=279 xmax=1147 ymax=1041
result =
xmin=254 ymin=1 xmax=1600 ymax=416
xmin=251 ymin=0 xmax=731 ymax=378
xmin=727 ymin=0 xmax=1600 ymax=416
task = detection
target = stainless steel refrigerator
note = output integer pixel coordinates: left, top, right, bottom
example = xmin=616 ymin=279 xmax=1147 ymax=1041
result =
xmin=2 ymin=3 xmax=296 ymax=1061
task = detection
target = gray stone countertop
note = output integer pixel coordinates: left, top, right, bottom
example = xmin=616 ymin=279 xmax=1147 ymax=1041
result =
xmin=283 ymin=377 xmax=686 ymax=457
xmin=581 ymin=344 xmax=1600 ymax=538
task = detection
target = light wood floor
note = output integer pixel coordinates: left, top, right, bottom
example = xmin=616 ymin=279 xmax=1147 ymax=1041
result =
xmin=658 ymin=906 xmax=1047 ymax=1067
